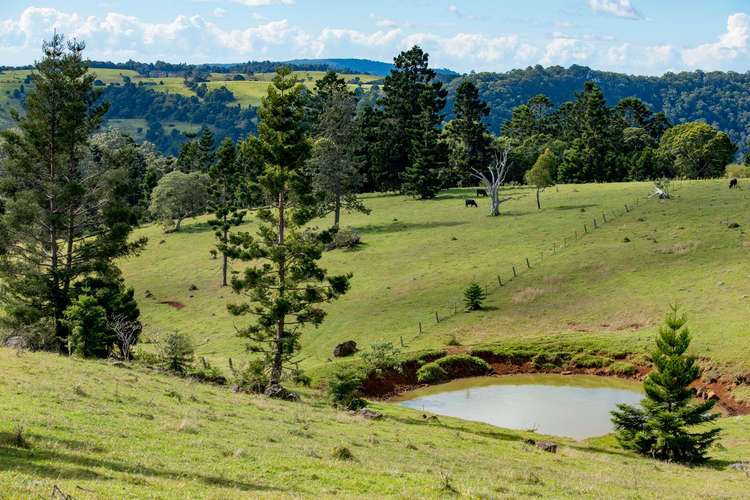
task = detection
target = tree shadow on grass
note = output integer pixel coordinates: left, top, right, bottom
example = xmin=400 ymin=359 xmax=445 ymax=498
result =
xmin=0 ymin=436 xmax=284 ymax=493
xmin=356 ymin=220 xmax=465 ymax=235
xmin=553 ymin=204 xmax=599 ymax=211
xmin=385 ymin=413 xmax=524 ymax=444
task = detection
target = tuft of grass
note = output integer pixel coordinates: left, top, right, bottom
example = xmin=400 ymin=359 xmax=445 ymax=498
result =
xmin=570 ymin=353 xmax=612 ymax=369
xmin=609 ymin=361 xmax=638 ymax=376
xmin=331 ymin=446 xmax=355 ymax=461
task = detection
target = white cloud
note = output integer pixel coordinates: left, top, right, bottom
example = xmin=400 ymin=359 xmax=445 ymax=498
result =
xmin=682 ymin=13 xmax=750 ymax=69
xmin=588 ymin=0 xmax=643 ymax=20
xmin=1 ymin=6 xmax=748 ymax=75
xmin=541 ymin=34 xmax=594 ymax=66
xmin=213 ymin=8 xmax=226 ymax=18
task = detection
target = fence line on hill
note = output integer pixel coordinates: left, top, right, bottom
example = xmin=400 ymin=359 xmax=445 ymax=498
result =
xmin=404 ymin=179 xmax=689 ymax=346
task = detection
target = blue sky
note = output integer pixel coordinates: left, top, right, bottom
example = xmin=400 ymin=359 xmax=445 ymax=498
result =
xmin=1 ymin=1 xmax=750 ymax=75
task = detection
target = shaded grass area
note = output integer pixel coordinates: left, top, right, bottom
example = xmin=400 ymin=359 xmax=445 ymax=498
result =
xmin=1 ymin=348 xmax=750 ymax=498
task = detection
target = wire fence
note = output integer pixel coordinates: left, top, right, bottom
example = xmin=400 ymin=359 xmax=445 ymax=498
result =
xmin=402 ymin=179 xmax=691 ymax=346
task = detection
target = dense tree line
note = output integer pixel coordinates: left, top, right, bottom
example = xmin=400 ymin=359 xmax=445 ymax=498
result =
xmin=446 ymin=64 xmax=750 ymax=157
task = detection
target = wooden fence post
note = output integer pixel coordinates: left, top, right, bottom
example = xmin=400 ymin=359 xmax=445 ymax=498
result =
xmin=526 ymin=257 xmax=531 ymax=269
xmin=512 ymin=266 xmax=517 ymax=277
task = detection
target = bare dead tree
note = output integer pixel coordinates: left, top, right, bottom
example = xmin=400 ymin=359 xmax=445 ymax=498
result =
xmin=469 ymin=147 xmax=513 ymax=216
xmin=109 ymin=314 xmax=142 ymax=361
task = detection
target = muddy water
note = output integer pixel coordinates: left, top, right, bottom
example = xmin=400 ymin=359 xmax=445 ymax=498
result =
xmin=395 ymin=374 xmax=643 ymax=439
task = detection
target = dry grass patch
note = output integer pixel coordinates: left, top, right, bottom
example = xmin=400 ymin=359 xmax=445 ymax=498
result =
xmin=512 ymin=287 xmax=545 ymax=304
xmin=659 ymin=240 xmax=700 ymax=255
xmin=604 ymin=313 xmax=651 ymax=331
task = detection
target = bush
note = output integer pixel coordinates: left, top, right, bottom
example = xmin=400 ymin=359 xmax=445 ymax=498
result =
xmin=531 ymin=352 xmax=568 ymax=369
xmin=159 ymin=333 xmax=194 ymax=374
xmin=188 ymin=358 xmax=226 ymax=384
xmin=327 ymin=227 xmax=362 ymax=250
xmin=436 ymin=354 xmax=491 ymax=376
xmin=726 ymin=163 xmax=750 ymax=178
xmin=416 ymin=362 xmax=448 ymax=384
xmin=609 ymin=361 xmax=637 ymax=376
xmin=64 ymin=295 xmax=110 ymax=358
xmin=361 ymin=342 xmax=402 ymax=376
xmin=464 ymin=282 xmax=486 ymax=311
xmin=417 ymin=354 xmax=490 ymax=384
xmin=230 ymin=358 xmax=268 ymax=394
xmin=327 ymin=368 xmax=366 ymax=410
xmin=570 ymin=353 xmax=611 ymax=369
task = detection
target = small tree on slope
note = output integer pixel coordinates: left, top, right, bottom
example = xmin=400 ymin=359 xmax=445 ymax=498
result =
xmin=610 ymin=306 xmax=719 ymax=463
xmin=225 ymin=68 xmax=351 ymax=398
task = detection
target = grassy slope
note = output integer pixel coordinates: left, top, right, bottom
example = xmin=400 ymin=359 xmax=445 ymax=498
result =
xmin=119 ymin=180 xmax=750 ymax=377
xmin=2 ymin=348 xmax=749 ymax=499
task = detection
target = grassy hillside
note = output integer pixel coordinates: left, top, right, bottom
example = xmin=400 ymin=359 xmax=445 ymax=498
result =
xmin=2 ymin=348 xmax=749 ymax=498
xmin=119 ymin=180 xmax=750 ymax=381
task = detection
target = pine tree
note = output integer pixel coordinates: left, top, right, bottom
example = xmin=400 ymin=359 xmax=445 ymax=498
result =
xmin=611 ymin=306 xmax=720 ymax=463
xmin=402 ymin=82 xmax=447 ymax=199
xmin=442 ymin=80 xmax=491 ymax=186
xmin=0 ymin=35 xmax=143 ymax=347
xmin=197 ymin=127 xmax=216 ymax=171
xmin=379 ymin=46 xmax=442 ymax=192
xmin=308 ymin=82 xmax=369 ymax=227
xmin=464 ymin=282 xmax=486 ymax=311
xmin=208 ymin=138 xmax=246 ymax=287
xmin=225 ymin=68 xmax=351 ymax=398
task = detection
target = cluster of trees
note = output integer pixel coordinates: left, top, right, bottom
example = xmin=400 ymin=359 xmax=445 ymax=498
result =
xmin=499 ymin=84 xmax=736 ymax=183
xmin=0 ymin=35 xmax=145 ymax=358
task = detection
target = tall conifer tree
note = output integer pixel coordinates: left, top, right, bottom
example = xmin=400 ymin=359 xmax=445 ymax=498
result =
xmin=225 ymin=69 xmax=351 ymax=397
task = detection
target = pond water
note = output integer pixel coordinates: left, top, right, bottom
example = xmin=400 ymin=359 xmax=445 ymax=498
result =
xmin=395 ymin=374 xmax=643 ymax=439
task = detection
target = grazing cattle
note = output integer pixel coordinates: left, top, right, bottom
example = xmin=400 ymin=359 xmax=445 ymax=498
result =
xmin=476 ymin=188 xmax=488 ymax=197
xmin=465 ymin=199 xmax=478 ymax=208
xmin=729 ymin=178 xmax=738 ymax=189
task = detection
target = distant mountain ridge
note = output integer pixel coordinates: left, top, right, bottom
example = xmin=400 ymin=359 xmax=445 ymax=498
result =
xmin=283 ymin=58 xmax=459 ymax=77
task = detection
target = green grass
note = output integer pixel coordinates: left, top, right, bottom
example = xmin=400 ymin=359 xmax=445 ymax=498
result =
xmin=120 ymin=180 xmax=750 ymax=378
xmin=2 ymin=348 xmax=750 ymax=498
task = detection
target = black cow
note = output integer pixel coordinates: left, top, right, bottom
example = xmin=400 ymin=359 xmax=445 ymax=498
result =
xmin=465 ymin=199 xmax=478 ymax=208
xmin=476 ymin=188 xmax=488 ymax=197
xmin=729 ymin=178 xmax=739 ymax=189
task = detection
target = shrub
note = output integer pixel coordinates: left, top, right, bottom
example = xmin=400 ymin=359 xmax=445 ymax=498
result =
xmin=726 ymin=163 xmax=750 ymax=178
xmin=609 ymin=361 xmax=637 ymax=376
xmin=188 ymin=358 xmax=226 ymax=384
xmin=417 ymin=354 xmax=490 ymax=383
xmin=436 ymin=354 xmax=491 ymax=377
xmin=327 ymin=227 xmax=361 ymax=250
xmin=327 ymin=368 xmax=366 ymax=410
xmin=416 ymin=362 xmax=448 ymax=384
xmin=361 ymin=342 xmax=402 ymax=376
xmin=463 ymin=282 xmax=486 ymax=311
xmin=331 ymin=446 xmax=355 ymax=461
xmin=64 ymin=295 xmax=110 ymax=358
xmin=531 ymin=352 xmax=568 ymax=369
xmin=230 ymin=358 xmax=269 ymax=394
xmin=159 ymin=333 xmax=194 ymax=374
xmin=570 ymin=353 xmax=611 ymax=369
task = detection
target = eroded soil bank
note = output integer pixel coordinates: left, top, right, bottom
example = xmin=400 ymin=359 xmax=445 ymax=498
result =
xmin=361 ymin=350 xmax=750 ymax=415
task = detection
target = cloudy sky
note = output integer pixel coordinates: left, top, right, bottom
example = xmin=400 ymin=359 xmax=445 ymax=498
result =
xmin=1 ymin=1 xmax=750 ymax=75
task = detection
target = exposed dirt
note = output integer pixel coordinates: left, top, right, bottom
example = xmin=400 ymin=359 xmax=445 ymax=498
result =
xmin=362 ymin=351 xmax=750 ymax=416
xmin=159 ymin=300 xmax=185 ymax=310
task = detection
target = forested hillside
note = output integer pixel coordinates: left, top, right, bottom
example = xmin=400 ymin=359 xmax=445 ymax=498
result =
xmin=449 ymin=64 xmax=750 ymax=152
